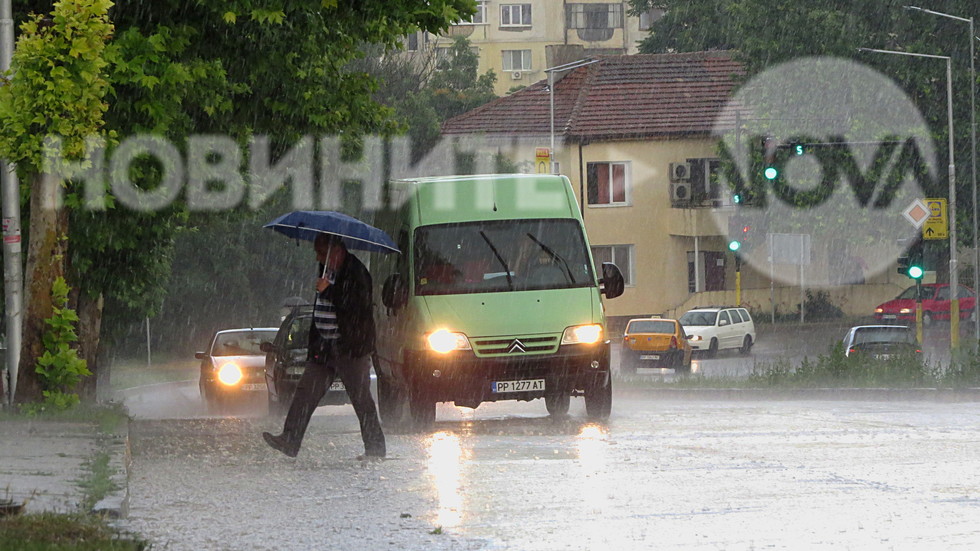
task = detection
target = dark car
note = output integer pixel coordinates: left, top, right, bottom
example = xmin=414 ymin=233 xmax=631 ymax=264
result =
xmin=842 ymin=325 xmax=921 ymax=360
xmin=197 ymin=327 xmax=278 ymax=414
xmin=874 ymin=283 xmax=977 ymax=325
xmin=262 ymin=306 xmax=350 ymax=416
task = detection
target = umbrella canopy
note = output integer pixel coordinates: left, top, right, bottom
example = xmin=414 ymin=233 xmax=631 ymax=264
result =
xmin=264 ymin=211 xmax=400 ymax=254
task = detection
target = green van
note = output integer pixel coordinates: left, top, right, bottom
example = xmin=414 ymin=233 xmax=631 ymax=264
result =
xmin=371 ymin=174 xmax=624 ymax=429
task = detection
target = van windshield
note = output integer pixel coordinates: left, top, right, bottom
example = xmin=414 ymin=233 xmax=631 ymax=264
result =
xmin=414 ymin=219 xmax=595 ymax=295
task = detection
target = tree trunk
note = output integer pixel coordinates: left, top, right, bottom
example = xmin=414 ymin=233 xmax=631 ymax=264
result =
xmin=74 ymin=291 xmax=103 ymax=403
xmin=15 ymin=173 xmax=68 ymax=405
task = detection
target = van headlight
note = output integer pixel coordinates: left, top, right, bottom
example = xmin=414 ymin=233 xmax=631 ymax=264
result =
xmin=561 ymin=324 xmax=603 ymax=345
xmin=426 ymin=329 xmax=472 ymax=354
xmin=217 ymin=363 xmax=243 ymax=386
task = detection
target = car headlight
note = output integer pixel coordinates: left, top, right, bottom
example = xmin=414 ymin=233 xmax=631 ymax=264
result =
xmin=899 ymin=308 xmax=912 ymax=314
xmin=217 ymin=363 xmax=243 ymax=386
xmin=426 ymin=329 xmax=472 ymax=354
xmin=561 ymin=324 xmax=603 ymax=345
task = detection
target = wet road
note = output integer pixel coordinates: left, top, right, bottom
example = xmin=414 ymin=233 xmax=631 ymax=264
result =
xmin=122 ymin=384 xmax=980 ymax=550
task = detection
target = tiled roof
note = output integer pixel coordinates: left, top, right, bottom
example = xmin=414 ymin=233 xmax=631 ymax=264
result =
xmin=441 ymin=51 xmax=744 ymax=141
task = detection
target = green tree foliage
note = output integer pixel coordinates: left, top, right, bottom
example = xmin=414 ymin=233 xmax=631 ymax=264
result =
xmin=25 ymin=276 xmax=91 ymax=413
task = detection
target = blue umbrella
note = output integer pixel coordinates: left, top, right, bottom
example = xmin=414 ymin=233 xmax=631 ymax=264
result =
xmin=264 ymin=211 xmax=400 ymax=254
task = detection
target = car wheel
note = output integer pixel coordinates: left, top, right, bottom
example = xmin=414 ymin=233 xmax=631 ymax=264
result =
xmin=707 ymin=338 xmax=719 ymax=358
xmin=739 ymin=335 xmax=753 ymax=355
xmin=378 ymin=373 xmax=409 ymax=429
xmin=408 ymin=382 xmax=436 ymax=431
xmin=266 ymin=392 xmax=289 ymax=417
xmin=584 ymin=372 xmax=612 ymax=420
xmin=206 ymin=395 xmax=226 ymax=415
xmin=674 ymin=355 xmax=692 ymax=374
xmin=545 ymin=391 xmax=571 ymax=417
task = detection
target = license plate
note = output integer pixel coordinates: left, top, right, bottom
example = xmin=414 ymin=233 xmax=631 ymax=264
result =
xmin=241 ymin=383 xmax=265 ymax=391
xmin=640 ymin=354 xmax=661 ymax=360
xmin=329 ymin=381 xmax=345 ymax=391
xmin=883 ymin=314 xmax=897 ymax=319
xmin=491 ymin=379 xmax=545 ymax=393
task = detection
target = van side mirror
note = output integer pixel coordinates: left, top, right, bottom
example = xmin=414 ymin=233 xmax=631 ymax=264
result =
xmin=382 ymin=273 xmax=408 ymax=309
xmin=719 ymin=319 xmax=729 ymax=327
xmin=600 ymin=262 xmax=624 ymax=299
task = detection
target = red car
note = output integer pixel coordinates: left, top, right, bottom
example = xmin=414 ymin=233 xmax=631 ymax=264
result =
xmin=874 ymin=283 xmax=977 ymax=325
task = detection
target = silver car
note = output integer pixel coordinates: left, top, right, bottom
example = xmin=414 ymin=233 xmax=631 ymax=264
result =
xmin=842 ymin=325 xmax=921 ymax=360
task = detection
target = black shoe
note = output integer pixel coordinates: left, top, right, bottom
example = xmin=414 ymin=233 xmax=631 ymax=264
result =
xmin=262 ymin=432 xmax=299 ymax=458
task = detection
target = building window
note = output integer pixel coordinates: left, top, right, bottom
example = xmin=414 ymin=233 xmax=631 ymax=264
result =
xmin=638 ymin=7 xmax=666 ymax=31
xmin=406 ymin=32 xmax=429 ymax=51
xmin=592 ymin=245 xmax=633 ymax=286
xmin=500 ymin=4 xmax=532 ymax=27
xmin=502 ymin=49 xmax=532 ymax=71
xmin=566 ymin=4 xmax=624 ymax=29
xmin=587 ymin=161 xmax=629 ymax=206
xmin=459 ymin=1 xmax=488 ymax=25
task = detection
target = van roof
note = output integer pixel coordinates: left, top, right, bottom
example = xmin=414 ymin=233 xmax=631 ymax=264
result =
xmin=391 ymin=174 xmax=581 ymax=226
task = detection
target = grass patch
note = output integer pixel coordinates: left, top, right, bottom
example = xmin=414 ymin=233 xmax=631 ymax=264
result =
xmin=0 ymin=512 xmax=146 ymax=551
xmin=0 ymin=403 xmax=129 ymax=434
xmin=76 ymin=450 xmax=118 ymax=513
xmin=110 ymin=358 xmax=197 ymax=391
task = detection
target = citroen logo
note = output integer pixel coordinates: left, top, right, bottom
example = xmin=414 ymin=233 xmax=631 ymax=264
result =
xmin=507 ymin=339 xmax=526 ymax=354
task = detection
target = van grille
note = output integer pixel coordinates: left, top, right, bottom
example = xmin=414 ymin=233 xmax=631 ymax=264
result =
xmin=471 ymin=334 xmax=560 ymax=356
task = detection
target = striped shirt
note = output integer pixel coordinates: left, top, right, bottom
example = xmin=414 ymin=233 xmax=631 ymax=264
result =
xmin=314 ymin=270 xmax=339 ymax=339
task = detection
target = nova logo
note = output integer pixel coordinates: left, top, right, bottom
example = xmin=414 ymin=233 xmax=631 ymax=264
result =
xmin=711 ymin=56 xmax=936 ymax=288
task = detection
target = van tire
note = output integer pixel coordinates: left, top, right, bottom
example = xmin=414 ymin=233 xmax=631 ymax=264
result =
xmin=584 ymin=374 xmax=612 ymax=420
xmin=378 ymin=375 xmax=408 ymax=428
xmin=707 ymin=338 xmax=719 ymax=358
xmin=267 ymin=393 xmax=289 ymax=418
xmin=545 ymin=391 xmax=570 ymax=417
xmin=409 ymin=384 xmax=436 ymax=431
xmin=739 ymin=335 xmax=753 ymax=355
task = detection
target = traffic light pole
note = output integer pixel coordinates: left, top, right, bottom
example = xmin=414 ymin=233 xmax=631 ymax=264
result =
xmin=735 ymin=255 xmax=742 ymax=306
xmin=915 ymin=279 xmax=923 ymax=345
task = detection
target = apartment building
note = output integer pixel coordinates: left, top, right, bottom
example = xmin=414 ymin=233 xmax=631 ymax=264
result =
xmin=407 ymin=1 xmax=664 ymax=96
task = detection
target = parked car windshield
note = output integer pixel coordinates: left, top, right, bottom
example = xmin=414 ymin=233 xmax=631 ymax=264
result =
xmin=680 ymin=311 xmax=718 ymax=326
xmin=851 ymin=327 xmax=914 ymax=345
xmin=627 ymin=320 xmax=675 ymax=334
xmin=212 ymin=330 xmax=277 ymax=356
xmin=414 ymin=219 xmax=595 ymax=295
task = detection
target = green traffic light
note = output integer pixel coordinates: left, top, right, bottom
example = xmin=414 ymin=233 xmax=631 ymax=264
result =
xmin=728 ymin=240 xmax=741 ymax=252
xmin=764 ymin=167 xmax=778 ymax=180
xmin=908 ymin=265 xmax=924 ymax=279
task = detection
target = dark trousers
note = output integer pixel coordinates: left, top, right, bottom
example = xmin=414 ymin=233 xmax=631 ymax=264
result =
xmin=281 ymin=353 xmax=386 ymax=456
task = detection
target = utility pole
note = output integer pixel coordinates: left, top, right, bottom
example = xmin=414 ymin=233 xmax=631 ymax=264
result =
xmin=1 ymin=0 xmax=22 ymax=406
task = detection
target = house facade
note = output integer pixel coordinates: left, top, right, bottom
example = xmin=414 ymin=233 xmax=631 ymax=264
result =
xmin=441 ymin=51 xmax=908 ymax=325
xmin=407 ymin=1 xmax=663 ymax=96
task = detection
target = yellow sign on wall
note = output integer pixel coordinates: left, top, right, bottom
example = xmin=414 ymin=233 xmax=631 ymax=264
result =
xmin=923 ymin=198 xmax=948 ymax=240
xmin=535 ymin=147 xmax=550 ymax=174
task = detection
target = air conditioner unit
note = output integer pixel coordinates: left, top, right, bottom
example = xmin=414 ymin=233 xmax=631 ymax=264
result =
xmin=670 ymin=182 xmax=692 ymax=203
xmin=669 ymin=162 xmax=691 ymax=182
xmin=511 ymin=71 xmax=523 ymax=80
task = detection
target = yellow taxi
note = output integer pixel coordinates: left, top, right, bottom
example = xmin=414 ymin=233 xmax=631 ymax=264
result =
xmin=621 ymin=317 xmax=693 ymax=374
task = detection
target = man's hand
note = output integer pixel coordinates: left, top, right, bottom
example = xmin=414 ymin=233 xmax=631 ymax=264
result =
xmin=316 ymin=278 xmax=330 ymax=292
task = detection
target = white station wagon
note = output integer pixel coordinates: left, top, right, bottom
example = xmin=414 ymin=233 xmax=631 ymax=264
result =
xmin=679 ymin=307 xmax=756 ymax=357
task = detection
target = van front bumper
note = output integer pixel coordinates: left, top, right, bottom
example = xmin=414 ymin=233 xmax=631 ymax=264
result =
xmin=404 ymin=342 xmax=610 ymax=406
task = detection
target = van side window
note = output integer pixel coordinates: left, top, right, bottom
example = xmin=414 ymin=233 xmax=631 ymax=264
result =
xmin=729 ymin=310 xmax=744 ymax=323
xmin=738 ymin=308 xmax=751 ymax=322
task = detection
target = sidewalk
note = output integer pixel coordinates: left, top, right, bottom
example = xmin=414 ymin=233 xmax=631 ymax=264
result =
xmin=0 ymin=416 xmax=130 ymax=518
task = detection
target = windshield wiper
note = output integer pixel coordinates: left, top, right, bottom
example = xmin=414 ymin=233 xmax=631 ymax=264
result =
xmin=479 ymin=231 xmax=513 ymax=290
xmin=525 ymin=233 xmax=574 ymax=284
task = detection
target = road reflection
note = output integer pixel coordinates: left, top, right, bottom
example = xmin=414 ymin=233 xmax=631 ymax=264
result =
xmin=425 ymin=431 xmax=469 ymax=528
xmin=575 ymin=424 xmax=612 ymax=517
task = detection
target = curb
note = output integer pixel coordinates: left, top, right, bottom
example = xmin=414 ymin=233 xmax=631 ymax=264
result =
xmin=91 ymin=416 xmax=130 ymax=519
xmin=617 ymin=387 xmax=980 ymax=402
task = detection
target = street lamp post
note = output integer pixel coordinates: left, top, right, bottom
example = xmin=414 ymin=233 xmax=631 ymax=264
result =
xmin=904 ymin=6 xmax=977 ymax=345
xmin=544 ymin=58 xmax=601 ymax=175
xmin=1 ymin=0 xmax=21 ymax=406
xmin=859 ymin=47 xmax=960 ymax=349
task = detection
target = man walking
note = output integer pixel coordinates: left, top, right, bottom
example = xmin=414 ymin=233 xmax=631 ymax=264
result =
xmin=263 ymin=233 xmax=386 ymax=459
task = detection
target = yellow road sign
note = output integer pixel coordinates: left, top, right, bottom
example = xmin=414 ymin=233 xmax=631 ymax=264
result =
xmin=922 ymin=198 xmax=948 ymax=240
